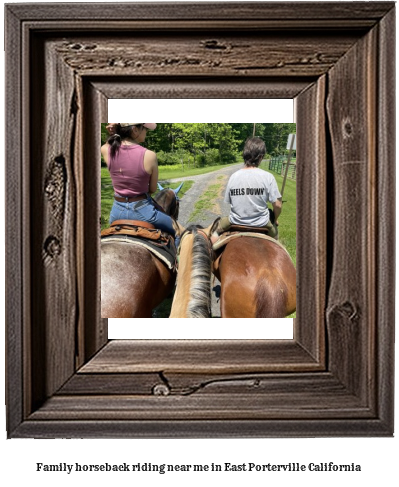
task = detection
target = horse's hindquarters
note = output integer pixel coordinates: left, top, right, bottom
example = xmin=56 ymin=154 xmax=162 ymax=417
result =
xmin=101 ymin=241 xmax=174 ymax=318
xmin=218 ymin=238 xmax=296 ymax=318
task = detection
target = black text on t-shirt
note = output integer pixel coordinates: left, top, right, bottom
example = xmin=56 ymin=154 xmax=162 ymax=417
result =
xmin=230 ymin=188 xmax=265 ymax=196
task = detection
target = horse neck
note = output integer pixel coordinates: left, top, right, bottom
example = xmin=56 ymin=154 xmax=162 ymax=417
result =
xmin=170 ymin=234 xmax=194 ymax=318
xmin=170 ymin=230 xmax=212 ymax=318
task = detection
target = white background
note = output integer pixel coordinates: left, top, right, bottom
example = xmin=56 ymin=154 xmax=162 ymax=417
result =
xmin=109 ymin=98 xmax=295 ymax=339
xmin=1 ymin=1 xmax=398 ymax=486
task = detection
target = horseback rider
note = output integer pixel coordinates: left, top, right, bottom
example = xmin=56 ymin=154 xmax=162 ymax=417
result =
xmin=101 ymin=123 xmax=178 ymax=238
xmin=216 ymin=137 xmax=282 ymax=239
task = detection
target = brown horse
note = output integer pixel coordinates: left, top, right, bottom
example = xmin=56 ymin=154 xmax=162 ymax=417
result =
xmin=169 ymin=226 xmax=213 ymax=318
xmin=101 ymin=186 xmax=183 ymax=318
xmin=210 ymin=221 xmax=296 ymax=318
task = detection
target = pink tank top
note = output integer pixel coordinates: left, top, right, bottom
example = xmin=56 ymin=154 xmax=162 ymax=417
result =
xmin=108 ymin=144 xmax=151 ymax=197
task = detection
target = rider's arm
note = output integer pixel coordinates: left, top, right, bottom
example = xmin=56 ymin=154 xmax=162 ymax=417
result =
xmin=268 ymin=175 xmax=282 ymax=223
xmin=102 ymin=123 xmax=117 ymax=165
xmin=272 ymin=198 xmax=282 ymax=222
xmin=101 ymin=144 xmax=109 ymax=167
xmin=143 ymin=150 xmax=159 ymax=194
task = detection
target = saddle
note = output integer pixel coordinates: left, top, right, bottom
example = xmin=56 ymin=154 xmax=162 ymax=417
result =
xmin=101 ymin=220 xmax=177 ymax=270
xmin=229 ymin=224 xmax=272 ymax=235
xmin=212 ymin=225 xmax=286 ymax=274
xmin=101 ymin=220 xmax=167 ymax=240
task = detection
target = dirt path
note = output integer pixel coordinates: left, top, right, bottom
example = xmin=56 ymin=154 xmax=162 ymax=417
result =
xmin=160 ymin=163 xmax=242 ymax=228
xmin=160 ymin=163 xmax=242 ymax=318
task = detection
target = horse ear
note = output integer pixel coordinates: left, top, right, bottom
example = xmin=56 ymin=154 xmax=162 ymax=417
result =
xmin=173 ymin=182 xmax=184 ymax=195
xmin=157 ymin=182 xmax=165 ymax=191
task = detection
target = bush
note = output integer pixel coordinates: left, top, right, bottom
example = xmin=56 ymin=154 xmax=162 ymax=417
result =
xmin=157 ymin=149 xmax=192 ymax=166
xmin=204 ymin=148 xmax=220 ymax=165
xmin=220 ymin=150 xmax=240 ymax=164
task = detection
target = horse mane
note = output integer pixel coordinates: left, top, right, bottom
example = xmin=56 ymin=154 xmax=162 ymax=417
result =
xmin=185 ymin=227 xmax=212 ymax=318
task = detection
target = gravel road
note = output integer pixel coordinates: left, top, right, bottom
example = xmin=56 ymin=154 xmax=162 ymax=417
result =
xmin=160 ymin=163 xmax=242 ymax=228
xmin=160 ymin=163 xmax=243 ymax=317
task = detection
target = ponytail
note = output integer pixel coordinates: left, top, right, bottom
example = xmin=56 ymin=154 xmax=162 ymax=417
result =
xmin=108 ymin=124 xmax=134 ymax=158
xmin=108 ymin=133 xmax=122 ymax=158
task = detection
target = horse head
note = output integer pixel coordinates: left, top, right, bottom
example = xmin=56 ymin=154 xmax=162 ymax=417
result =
xmin=157 ymin=182 xmax=183 ymax=197
xmin=153 ymin=183 xmax=184 ymax=220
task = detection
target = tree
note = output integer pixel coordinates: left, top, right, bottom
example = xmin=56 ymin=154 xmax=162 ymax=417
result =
xmin=101 ymin=122 xmax=296 ymax=166
xmin=208 ymin=123 xmax=239 ymax=163
xmin=264 ymin=123 xmax=296 ymax=156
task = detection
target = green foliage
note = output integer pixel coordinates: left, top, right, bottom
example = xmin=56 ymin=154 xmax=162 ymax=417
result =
xmin=231 ymin=123 xmax=296 ymax=154
xmin=100 ymin=122 xmax=296 ymax=169
xmin=204 ymin=148 xmax=220 ymax=166
xmin=100 ymin=168 xmax=114 ymax=230
xmin=157 ymin=150 xmax=181 ymax=166
xmin=101 ymin=123 xmax=109 ymax=145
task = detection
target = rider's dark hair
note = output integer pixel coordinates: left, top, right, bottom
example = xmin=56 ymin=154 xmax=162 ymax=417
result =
xmin=108 ymin=124 xmax=145 ymax=158
xmin=243 ymin=137 xmax=266 ymax=167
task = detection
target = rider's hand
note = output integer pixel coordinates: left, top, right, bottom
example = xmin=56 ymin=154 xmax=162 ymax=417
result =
xmin=106 ymin=123 xmax=118 ymax=135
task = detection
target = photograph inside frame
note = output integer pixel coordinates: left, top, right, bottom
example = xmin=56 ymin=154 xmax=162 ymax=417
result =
xmin=101 ymin=119 xmax=297 ymax=328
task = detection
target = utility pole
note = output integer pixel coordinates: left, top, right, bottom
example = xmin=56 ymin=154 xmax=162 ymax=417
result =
xmin=253 ymin=123 xmax=256 ymax=136
xmin=281 ymin=134 xmax=296 ymax=198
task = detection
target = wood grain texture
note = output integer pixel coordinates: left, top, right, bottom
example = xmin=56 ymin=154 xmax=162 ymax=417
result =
xmin=79 ymin=340 xmax=321 ymax=374
xmin=5 ymin=4 xmax=25 ymax=437
xmin=29 ymin=393 xmax=371 ymax=421
xmin=326 ymin=26 xmax=377 ymax=404
xmin=54 ymin=34 xmax=360 ymax=78
xmin=30 ymin=37 xmax=79 ymax=409
xmin=79 ymin=79 xmax=109 ymax=365
xmin=5 ymin=2 xmax=395 ymax=438
xmin=375 ymin=6 xmax=396 ymax=430
xmin=60 ymin=371 xmax=360 ymax=398
xmin=295 ymin=75 xmax=327 ymax=363
xmin=7 ymin=2 xmax=394 ymax=22
xmin=59 ymin=372 xmax=163 ymax=396
xmin=91 ymin=79 xmax=311 ymax=100
xmin=14 ymin=418 xmax=391 ymax=439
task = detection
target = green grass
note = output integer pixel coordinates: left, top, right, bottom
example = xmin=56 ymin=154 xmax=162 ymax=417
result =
xmin=100 ymin=169 xmax=114 ymax=231
xmin=100 ymin=168 xmax=194 ymax=230
xmin=188 ymin=182 xmax=224 ymax=222
xmin=260 ymin=160 xmax=296 ymax=265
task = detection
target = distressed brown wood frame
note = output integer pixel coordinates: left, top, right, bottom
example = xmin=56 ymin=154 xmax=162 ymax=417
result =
xmin=5 ymin=2 xmax=395 ymax=438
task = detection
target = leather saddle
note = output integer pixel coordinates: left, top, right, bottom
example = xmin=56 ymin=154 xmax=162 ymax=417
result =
xmin=101 ymin=220 xmax=177 ymax=270
xmin=101 ymin=220 xmax=171 ymax=243
xmin=228 ymin=224 xmax=272 ymax=236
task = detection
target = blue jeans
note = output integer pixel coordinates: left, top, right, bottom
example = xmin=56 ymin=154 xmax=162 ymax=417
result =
xmin=109 ymin=196 xmax=176 ymax=236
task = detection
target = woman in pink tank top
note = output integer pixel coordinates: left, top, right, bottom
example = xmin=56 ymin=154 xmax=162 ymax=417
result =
xmin=101 ymin=123 xmax=176 ymax=236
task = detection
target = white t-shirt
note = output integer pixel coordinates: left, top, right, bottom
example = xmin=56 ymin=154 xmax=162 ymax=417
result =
xmin=224 ymin=168 xmax=281 ymax=226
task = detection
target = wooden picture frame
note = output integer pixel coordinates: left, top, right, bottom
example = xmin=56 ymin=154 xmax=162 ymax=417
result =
xmin=5 ymin=2 xmax=395 ymax=438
